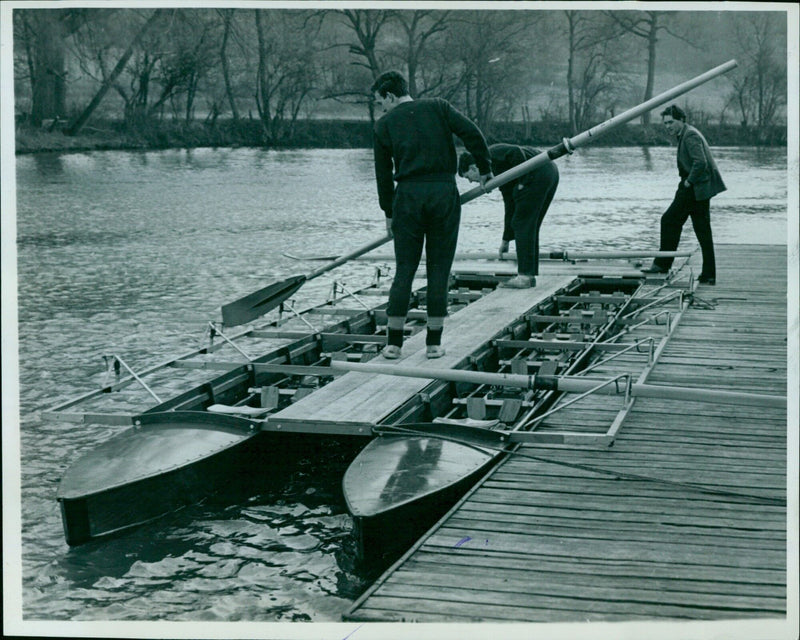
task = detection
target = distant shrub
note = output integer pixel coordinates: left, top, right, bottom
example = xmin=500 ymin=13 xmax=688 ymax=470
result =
xmin=14 ymin=117 xmax=786 ymax=154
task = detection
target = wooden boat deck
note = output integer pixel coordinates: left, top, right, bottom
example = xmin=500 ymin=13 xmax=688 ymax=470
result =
xmin=345 ymin=243 xmax=790 ymax=623
xmin=264 ymin=275 xmax=575 ymax=435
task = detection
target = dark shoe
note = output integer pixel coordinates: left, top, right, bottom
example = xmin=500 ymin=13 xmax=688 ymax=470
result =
xmin=641 ymin=264 xmax=669 ymax=274
xmin=698 ymin=275 xmax=715 ymax=285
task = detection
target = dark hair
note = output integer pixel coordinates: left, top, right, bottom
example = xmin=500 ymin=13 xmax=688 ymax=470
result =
xmin=458 ymin=151 xmax=476 ymax=177
xmin=660 ymin=105 xmax=686 ymax=122
xmin=370 ymin=70 xmax=409 ymax=98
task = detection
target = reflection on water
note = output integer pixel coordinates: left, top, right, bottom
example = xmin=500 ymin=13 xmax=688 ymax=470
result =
xmin=639 ymin=146 xmax=654 ymax=172
xmin=30 ymin=152 xmax=66 ymax=175
xmin=379 ymin=438 xmax=443 ymax=501
xmin=11 ymin=145 xmax=787 ymax=622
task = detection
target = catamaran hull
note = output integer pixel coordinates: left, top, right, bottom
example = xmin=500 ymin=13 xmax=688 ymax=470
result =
xmin=350 ymin=459 xmax=495 ymax=567
xmin=344 ymin=434 xmax=497 ymax=566
xmin=57 ymin=411 xmax=361 ymax=546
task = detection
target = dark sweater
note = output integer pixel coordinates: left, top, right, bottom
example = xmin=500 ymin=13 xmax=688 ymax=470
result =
xmin=490 ymin=143 xmax=540 ymax=197
xmin=373 ymin=98 xmax=491 ymax=217
xmin=488 ymin=143 xmax=554 ymax=242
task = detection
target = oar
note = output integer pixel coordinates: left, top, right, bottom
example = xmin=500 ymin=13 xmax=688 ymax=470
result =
xmin=284 ymin=250 xmax=693 ymax=262
xmin=328 ymin=361 xmax=786 ymax=409
xmin=221 ymin=234 xmax=390 ymax=326
xmin=459 ymin=59 xmax=738 ymax=203
xmin=222 ymin=59 xmax=736 ymax=326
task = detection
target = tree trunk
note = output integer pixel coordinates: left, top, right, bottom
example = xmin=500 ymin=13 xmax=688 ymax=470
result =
xmin=566 ymin=14 xmax=577 ymax=134
xmin=66 ymin=9 xmax=165 ymax=136
xmin=30 ymin=11 xmax=67 ymax=127
xmin=254 ymin=10 xmax=272 ymax=143
xmin=185 ymin=73 xmax=197 ymax=125
xmin=220 ymin=10 xmax=239 ymax=121
xmin=641 ymin=14 xmax=658 ymax=127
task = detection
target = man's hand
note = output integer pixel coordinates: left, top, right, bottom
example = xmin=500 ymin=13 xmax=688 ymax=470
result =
xmin=385 ymin=217 xmax=394 ymax=239
xmin=683 ymin=179 xmax=691 ymax=189
xmin=498 ymin=240 xmax=510 ymax=259
xmin=479 ymin=172 xmax=494 ymax=190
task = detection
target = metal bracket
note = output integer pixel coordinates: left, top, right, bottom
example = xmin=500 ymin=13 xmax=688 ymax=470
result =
xmin=331 ymin=280 xmax=371 ymax=310
xmin=101 ymin=354 xmax=162 ymax=403
xmin=525 ymin=373 xmax=632 ymax=429
xmin=279 ymin=301 xmax=318 ymax=332
xmin=208 ymin=322 xmax=253 ymax=361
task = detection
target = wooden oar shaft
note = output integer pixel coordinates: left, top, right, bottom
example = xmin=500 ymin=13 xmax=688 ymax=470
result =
xmin=306 ymin=234 xmax=391 ymax=280
xmin=349 ymin=250 xmax=692 ymax=262
xmin=550 ymin=250 xmax=693 ymax=261
xmin=286 ymin=250 xmax=692 ymax=262
xmin=460 ymin=59 xmax=737 ymax=203
xmin=328 ymin=361 xmax=785 ymax=408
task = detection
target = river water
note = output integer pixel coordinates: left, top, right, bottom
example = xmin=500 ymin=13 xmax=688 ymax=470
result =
xmin=8 ymin=146 xmax=787 ymax=626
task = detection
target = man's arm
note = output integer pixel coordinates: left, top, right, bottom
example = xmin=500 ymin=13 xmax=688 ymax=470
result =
xmin=373 ymin=127 xmax=395 ymax=218
xmin=683 ymin=130 xmax=709 ymax=187
xmin=502 ymin=192 xmax=515 ymax=243
xmin=442 ymin=100 xmax=492 ymax=176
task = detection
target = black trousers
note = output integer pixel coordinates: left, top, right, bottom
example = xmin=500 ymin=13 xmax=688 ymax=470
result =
xmin=512 ymin=164 xmax=559 ymax=276
xmin=387 ymin=181 xmax=461 ymax=319
xmin=653 ymin=184 xmax=716 ymax=278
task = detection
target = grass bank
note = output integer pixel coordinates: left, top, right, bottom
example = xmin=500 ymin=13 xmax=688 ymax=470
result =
xmin=14 ymin=117 xmax=786 ymax=155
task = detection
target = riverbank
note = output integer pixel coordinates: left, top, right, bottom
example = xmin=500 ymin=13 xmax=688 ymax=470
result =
xmin=14 ymin=118 xmax=786 ymax=154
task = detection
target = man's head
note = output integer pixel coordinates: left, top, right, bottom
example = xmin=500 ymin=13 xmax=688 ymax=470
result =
xmin=371 ymin=71 xmax=409 ymax=115
xmin=458 ymin=151 xmax=481 ymax=183
xmin=661 ymin=105 xmax=686 ymax=137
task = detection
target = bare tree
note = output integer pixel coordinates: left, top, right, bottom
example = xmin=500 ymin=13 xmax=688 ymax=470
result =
xmin=14 ymin=9 xmax=86 ymax=127
xmin=388 ymin=10 xmax=450 ymax=97
xmin=728 ymin=12 xmax=786 ymax=143
xmin=316 ymin=9 xmax=394 ymax=120
xmin=445 ymin=11 xmax=539 ymax=133
xmin=218 ymin=9 xmax=239 ymax=121
xmin=163 ymin=10 xmax=220 ymax=124
xmin=66 ymin=9 xmax=166 ymax=134
xmin=604 ymin=11 xmax=690 ymax=126
xmin=563 ymin=11 xmax=620 ymax=133
xmin=338 ymin=9 xmax=393 ymax=79
xmin=254 ymin=10 xmax=319 ymax=144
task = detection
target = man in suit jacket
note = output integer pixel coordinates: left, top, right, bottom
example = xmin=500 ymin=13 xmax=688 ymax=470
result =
xmin=642 ymin=105 xmax=726 ymax=284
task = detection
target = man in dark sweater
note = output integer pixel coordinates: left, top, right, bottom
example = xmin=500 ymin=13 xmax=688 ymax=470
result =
xmin=371 ymin=70 xmax=492 ymax=359
xmin=459 ymin=144 xmax=559 ymax=287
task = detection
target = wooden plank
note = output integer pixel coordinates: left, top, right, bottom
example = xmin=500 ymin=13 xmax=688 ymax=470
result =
xmin=387 ymin=568 xmax=786 ymax=610
xmin=269 ymin=276 xmax=573 ymax=429
xmin=350 ymin=589 xmax=783 ymax=622
xmin=492 ymin=467 xmax=786 ymax=491
xmin=443 ymin=514 xmax=785 ymax=549
xmin=425 ymin=527 xmax=786 ymax=568
xmin=458 ymin=501 xmax=787 ymax=528
xmin=407 ymin=547 xmax=786 ymax=581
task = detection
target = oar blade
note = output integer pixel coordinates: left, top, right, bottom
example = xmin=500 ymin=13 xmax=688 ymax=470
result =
xmin=221 ymin=274 xmax=306 ymax=327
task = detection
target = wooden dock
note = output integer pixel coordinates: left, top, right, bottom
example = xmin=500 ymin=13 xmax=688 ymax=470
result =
xmin=345 ymin=243 xmax=789 ymax=623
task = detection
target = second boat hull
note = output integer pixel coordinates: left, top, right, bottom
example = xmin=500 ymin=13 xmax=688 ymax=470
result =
xmin=344 ymin=434 xmax=496 ymax=567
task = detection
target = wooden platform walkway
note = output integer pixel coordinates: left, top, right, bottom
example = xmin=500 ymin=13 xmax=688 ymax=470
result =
xmin=265 ymin=275 xmax=574 ymax=435
xmin=345 ymin=243 xmax=789 ymax=623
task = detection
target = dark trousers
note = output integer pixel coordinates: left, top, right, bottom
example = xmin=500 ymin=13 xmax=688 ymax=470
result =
xmin=653 ymin=184 xmax=716 ymax=278
xmin=387 ymin=181 xmax=461 ymax=319
xmin=513 ymin=165 xmax=559 ymax=276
